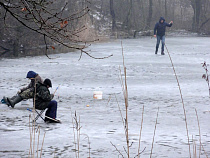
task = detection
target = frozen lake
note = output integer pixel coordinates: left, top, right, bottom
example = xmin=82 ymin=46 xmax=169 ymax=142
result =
xmin=0 ymin=36 xmax=210 ymax=158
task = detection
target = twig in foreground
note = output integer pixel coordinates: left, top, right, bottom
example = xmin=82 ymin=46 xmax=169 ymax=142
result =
xmin=150 ymin=107 xmax=159 ymax=158
xmin=165 ymin=43 xmax=191 ymax=158
xmin=110 ymin=141 xmax=124 ymax=158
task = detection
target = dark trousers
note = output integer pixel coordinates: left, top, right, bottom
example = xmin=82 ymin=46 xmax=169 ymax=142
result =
xmin=45 ymin=100 xmax=57 ymax=119
xmin=156 ymin=35 xmax=165 ymax=51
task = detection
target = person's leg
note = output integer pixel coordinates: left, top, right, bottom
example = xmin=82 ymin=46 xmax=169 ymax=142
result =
xmin=19 ymin=89 xmax=34 ymax=99
xmin=161 ymin=36 xmax=165 ymax=55
xmin=155 ymin=36 xmax=161 ymax=54
xmin=45 ymin=100 xmax=57 ymax=119
xmin=7 ymin=94 xmax=23 ymax=108
xmin=7 ymin=89 xmax=34 ymax=108
xmin=4 ymin=93 xmax=21 ymax=106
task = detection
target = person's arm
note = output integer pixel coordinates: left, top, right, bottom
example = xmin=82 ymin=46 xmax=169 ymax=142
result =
xmin=20 ymin=79 xmax=36 ymax=93
xmin=166 ymin=21 xmax=173 ymax=27
xmin=154 ymin=23 xmax=158 ymax=37
xmin=19 ymin=82 xmax=31 ymax=93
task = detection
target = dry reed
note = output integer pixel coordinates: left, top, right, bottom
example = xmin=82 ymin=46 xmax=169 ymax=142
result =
xmin=137 ymin=105 xmax=144 ymax=158
xmin=150 ymin=107 xmax=159 ymax=158
xmin=164 ymin=44 xmax=191 ymax=158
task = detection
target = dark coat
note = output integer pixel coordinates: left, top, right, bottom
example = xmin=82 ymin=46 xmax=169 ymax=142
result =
xmin=154 ymin=17 xmax=172 ymax=37
xmin=35 ymin=82 xmax=53 ymax=110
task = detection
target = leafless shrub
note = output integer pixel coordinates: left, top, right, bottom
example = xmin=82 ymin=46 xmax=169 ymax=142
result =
xmin=202 ymin=61 xmax=210 ymax=97
xmin=194 ymin=109 xmax=209 ymax=158
xmin=111 ymin=42 xmax=145 ymax=158
xmin=70 ymin=110 xmax=91 ymax=158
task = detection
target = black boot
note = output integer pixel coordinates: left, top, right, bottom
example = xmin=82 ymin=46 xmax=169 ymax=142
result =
xmin=45 ymin=116 xmax=61 ymax=123
xmin=5 ymin=95 xmax=17 ymax=105
xmin=7 ymin=95 xmax=22 ymax=108
xmin=155 ymin=48 xmax=158 ymax=54
xmin=161 ymin=51 xmax=165 ymax=55
xmin=2 ymin=96 xmax=10 ymax=106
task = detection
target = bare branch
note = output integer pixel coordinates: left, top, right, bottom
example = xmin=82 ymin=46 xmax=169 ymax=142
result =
xmin=110 ymin=141 xmax=124 ymax=158
xmin=0 ymin=1 xmax=112 ymax=59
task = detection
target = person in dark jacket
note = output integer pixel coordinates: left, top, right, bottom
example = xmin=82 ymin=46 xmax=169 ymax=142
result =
xmin=5 ymin=71 xmax=43 ymax=108
xmin=35 ymin=78 xmax=59 ymax=123
xmin=154 ymin=17 xmax=173 ymax=55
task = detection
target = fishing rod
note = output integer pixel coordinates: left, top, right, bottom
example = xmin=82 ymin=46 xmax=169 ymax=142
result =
xmin=53 ymin=85 xmax=60 ymax=95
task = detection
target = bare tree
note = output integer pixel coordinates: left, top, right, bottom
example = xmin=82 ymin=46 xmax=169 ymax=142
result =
xmin=110 ymin=0 xmax=116 ymax=31
xmin=1 ymin=0 xmax=210 ymax=45
xmin=164 ymin=0 xmax=167 ymax=19
xmin=124 ymin=0 xmax=133 ymax=30
xmin=146 ymin=0 xmax=153 ymax=29
xmin=0 ymin=0 xmax=113 ymax=59
xmin=190 ymin=0 xmax=202 ymax=32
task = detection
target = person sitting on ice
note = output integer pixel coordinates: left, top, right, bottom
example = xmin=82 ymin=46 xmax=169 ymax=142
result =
xmin=4 ymin=71 xmax=43 ymax=108
xmin=35 ymin=78 xmax=60 ymax=123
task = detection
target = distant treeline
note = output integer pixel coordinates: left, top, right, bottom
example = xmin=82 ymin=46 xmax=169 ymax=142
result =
xmin=0 ymin=0 xmax=210 ymax=57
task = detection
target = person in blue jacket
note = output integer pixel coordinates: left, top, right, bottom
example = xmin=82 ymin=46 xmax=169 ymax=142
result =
xmin=154 ymin=17 xmax=173 ymax=55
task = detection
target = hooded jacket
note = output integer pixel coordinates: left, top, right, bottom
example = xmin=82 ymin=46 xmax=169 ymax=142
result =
xmin=20 ymin=71 xmax=43 ymax=93
xmin=35 ymin=82 xmax=54 ymax=110
xmin=154 ymin=17 xmax=172 ymax=37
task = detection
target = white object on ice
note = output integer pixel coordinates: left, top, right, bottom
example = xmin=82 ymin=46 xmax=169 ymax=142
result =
xmin=21 ymin=99 xmax=29 ymax=106
xmin=93 ymin=91 xmax=103 ymax=99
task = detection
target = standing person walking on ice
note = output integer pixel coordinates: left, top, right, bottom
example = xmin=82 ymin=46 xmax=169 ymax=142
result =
xmin=154 ymin=17 xmax=173 ymax=55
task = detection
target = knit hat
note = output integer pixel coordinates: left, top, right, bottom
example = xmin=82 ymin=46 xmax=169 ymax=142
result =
xmin=26 ymin=71 xmax=37 ymax=79
xmin=44 ymin=79 xmax=52 ymax=87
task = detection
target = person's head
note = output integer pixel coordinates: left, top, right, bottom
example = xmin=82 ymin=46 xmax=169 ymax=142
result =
xmin=159 ymin=17 xmax=165 ymax=24
xmin=26 ymin=71 xmax=37 ymax=80
xmin=43 ymin=79 xmax=52 ymax=88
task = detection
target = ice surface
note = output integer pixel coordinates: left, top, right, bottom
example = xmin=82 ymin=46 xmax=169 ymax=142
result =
xmin=0 ymin=37 xmax=210 ymax=158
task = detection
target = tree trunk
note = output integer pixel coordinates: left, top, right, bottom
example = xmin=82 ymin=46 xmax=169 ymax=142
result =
xmin=123 ymin=0 xmax=133 ymax=31
xmin=110 ymin=0 xmax=116 ymax=31
xmin=191 ymin=0 xmax=201 ymax=32
xmin=127 ymin=0 xmax=133 ymax=30
xmin=137 ymin=0 xmax=146 ymax=28
xmin=172 ymin=1 xmax=175 ymax=22
xmin=165 ymin=0 xmax=167 ymax=19
xmin=13 ymin=40 xmax=19 ymax=57
xmin=13 ymin=27 xmax=21 ymax=57
xmin=146 ymin=0 xmax=153 ymax=29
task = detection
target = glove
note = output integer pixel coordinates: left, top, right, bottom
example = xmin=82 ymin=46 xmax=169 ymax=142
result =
xmin=17 ymin=90 xmax=22 ymax=94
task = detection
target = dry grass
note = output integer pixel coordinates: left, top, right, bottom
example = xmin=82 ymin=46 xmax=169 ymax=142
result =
xmin=150 ymin=107 xmax=159 ymax=158
xmin=137 ymin=105 xmax=144 ymax=158
xmin=111 ymin=42 xmax=147 ymax=158
xmin=164 ymin=43 xmax=191 ymax=158
xmin=70 ymin=109 xmax=91 ymax=158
